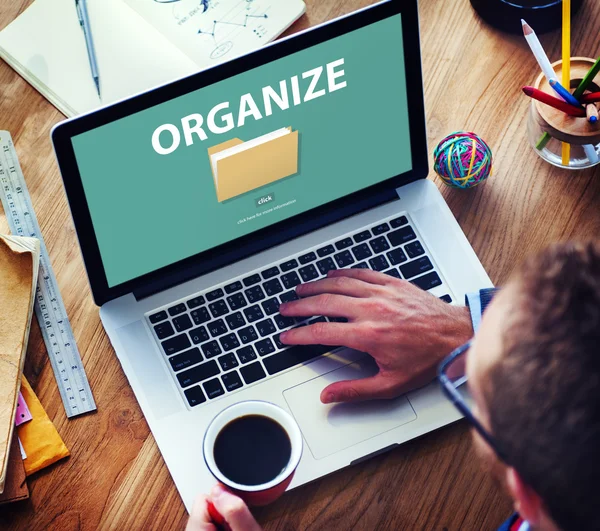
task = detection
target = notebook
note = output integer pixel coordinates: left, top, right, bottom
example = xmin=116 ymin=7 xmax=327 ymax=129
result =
xmin=0 ymin=0 xmax=305 ymax=117
xmin=0 ymin=235 xmax=40 ymax=494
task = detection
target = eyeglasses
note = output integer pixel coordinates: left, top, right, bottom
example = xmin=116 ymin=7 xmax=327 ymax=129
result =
xmin=437 ymin=340 xmax=508 ymax=463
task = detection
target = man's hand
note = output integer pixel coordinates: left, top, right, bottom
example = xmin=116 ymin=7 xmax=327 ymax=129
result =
xmin=279 ymin=269 xmax=473 ymax=404
xmin=186 ymin=485 xmax=262 ymax=531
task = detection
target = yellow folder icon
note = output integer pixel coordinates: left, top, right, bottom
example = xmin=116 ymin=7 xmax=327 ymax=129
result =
xmin=207 ymin=127 xmax=299 ymax=202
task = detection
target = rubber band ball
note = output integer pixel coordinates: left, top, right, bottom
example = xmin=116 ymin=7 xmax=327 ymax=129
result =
xmin=433 ymin=132 xmax=493 ymax=189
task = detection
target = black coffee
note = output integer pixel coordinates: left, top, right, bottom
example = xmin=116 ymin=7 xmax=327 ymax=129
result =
xmin=213 ymin=414 xmax=291 ymax=486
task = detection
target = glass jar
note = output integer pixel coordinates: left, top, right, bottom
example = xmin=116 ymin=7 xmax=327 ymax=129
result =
xmin=526 ymin=57 xmax=600 ymax=170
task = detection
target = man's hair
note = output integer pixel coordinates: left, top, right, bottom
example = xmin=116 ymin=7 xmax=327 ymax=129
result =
xmin=486 ymin=241 xmax=600 ymax=531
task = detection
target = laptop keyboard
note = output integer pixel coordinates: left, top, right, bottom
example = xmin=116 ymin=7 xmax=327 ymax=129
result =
xmin=146 ymin=214 xmax=453 ymax=409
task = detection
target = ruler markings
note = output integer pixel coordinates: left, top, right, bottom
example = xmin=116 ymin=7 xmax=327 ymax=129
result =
xmin=0 ymin=132 xmax=96 ymax=418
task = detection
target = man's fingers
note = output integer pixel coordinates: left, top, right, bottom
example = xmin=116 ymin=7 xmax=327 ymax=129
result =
xmin=327 ymin=268 xmax=393 ymax=285
xmin=280 ymin=293 xmax=360 ymax=319
xmin=295 ymin=276 xmax=385 ymax=299
xmin=210 ymin=485 xmax=262 ymax=531
xmin=186 ymin=495 xmax=216 ymax=531
xmin=281 ymin=322 xmax=361 ymax=349
xmin=320 ymin=373 xmax=404 ymax=404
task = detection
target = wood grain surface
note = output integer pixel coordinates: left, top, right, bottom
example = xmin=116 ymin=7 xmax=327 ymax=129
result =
xmin=1 ymin=0 xmax=600 ymax=529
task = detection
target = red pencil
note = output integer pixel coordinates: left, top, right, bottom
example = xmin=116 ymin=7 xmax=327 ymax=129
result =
xmin=581 ymin=92 xmax=600 ymax=104
xmin=522 ymin=86 xmax=586 ymax=117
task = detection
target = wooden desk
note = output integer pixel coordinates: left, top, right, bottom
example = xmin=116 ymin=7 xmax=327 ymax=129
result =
xmin=1 ymin=0 xmax=599 ymax=528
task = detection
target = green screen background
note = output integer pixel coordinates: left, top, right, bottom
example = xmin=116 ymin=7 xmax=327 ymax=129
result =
xmin=72 ymin=14 xmax=411 ymax=287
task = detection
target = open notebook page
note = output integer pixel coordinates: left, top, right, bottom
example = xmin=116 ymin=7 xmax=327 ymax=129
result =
xmin=0 ymin=0 xmax=198 ymax=117
xmin=125 ymin=0 xmax=306 ymax=69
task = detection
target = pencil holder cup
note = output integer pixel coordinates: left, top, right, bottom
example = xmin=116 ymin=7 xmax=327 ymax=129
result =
xmin=527 ymin=57 xmax=600 ymax=170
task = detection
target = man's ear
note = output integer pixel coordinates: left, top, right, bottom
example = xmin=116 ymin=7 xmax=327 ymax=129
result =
xmin=505 ymin=467 xmax=543 ymax=526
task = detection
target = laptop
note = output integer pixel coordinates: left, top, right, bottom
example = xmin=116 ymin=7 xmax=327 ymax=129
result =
xmin=51 ymin=0 xmax=492 ymax=511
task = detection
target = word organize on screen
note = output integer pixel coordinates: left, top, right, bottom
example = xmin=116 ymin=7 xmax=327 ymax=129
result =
xmin=151 ymin=59 xmax=347 ymax=155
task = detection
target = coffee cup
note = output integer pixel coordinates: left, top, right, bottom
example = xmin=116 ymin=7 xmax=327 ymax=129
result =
xmin=203 ymin=400 xmax=303 ymax=506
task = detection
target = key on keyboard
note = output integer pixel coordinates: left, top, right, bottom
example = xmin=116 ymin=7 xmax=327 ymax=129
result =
xmin=168 ymin=303 xmax=186 ymax=316
xmin=400 ymin=257 xmax=433 ymax=279
xmin=154 ymin=321 xmax=174 ymax=339
xmin=162 ymin=334 xmax=191 ymax=355
xmin=177 ymin=360 xmax=220 ymax=387
xmin=149 ymin=310 xmax=168 ymax=324
xmin=206 ymin=288 xmax=224 ymax=301
xmin=412 ymin=271 xmax=442 ymax=290
xmin=316 ymin=257 xmax=336 ymax=275
xmin=298 ymin=252 xmax=316 ymax=264
xmin=299 ymin=264 xmax=319 ymax=282
xmin=240 ymin=362 xmax=266 ymax=384
xmin=263 ymin=344 xmax=334 ymax=375
xmin=262 ymin=297 xmax=280 ymax=315
xmin=203 ymin=379 xmax=225 ymax=399
xmin=236 ymin=345 xmax=257 ymax=363
xmin=224 ymin=281 xmax=242 ymax=294
xmin=187 ymin=296 xmax=205 ymax=309
xmin=201 ymin=340 xmax=222 ymax=358
xmin=222 ymin=371 xmax=243 ymax=391
xmin=170 ymin=348 xmax=203 ymax=372
xmin=388 ymin=226 xmax=416 ymax=246
xmin=184 ymin=386 xmax=206 ymax=407
xmin=244 ymin=305 xmax=264 ymax=322
xmin=334 ymin=250 xmax=354 ymax=267
xmin=261 ymin=266 xmax=280 ymax=279
xmin=317 ymin=245 xmax=335 ymax=257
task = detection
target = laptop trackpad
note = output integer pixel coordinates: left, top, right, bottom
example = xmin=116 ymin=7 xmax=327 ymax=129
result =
xmin=283 ymin=356 xmax=417 ymax=460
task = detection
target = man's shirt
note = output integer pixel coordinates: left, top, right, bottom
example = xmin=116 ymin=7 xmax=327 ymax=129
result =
xmin=466 ymin=288 xmax=497 ymax=332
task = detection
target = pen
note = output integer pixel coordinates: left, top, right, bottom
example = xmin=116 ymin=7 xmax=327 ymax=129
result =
xmin=75 ymin=0 xmax=101 ymax=98
xmin=522 ymin=86 xmax=586 ymax=117
xmin=549 ymin=79 xmax=580 ymax=108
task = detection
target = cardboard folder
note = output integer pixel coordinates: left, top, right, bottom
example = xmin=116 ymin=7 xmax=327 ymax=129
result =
xmin=207 ymin=127 xmax=299 ymax=202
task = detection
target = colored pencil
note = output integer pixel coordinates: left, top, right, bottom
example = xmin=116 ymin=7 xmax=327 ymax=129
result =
xmin=583 ymin=144 xmax=599 ymax=164
xmin=586 ymin=103 xmax=599 ymax=123
xmin=521 ymin=20 xmax=557 ymax=83
xmin=522 ymin=86 xmax=586 ymax=116
xmin=581 ymin=92 xmax=600 ymax=104
xmin=573 ymin=57 xmax=600 ymax=100
xmin=550 ymin=79 xmax=580 ymax=107
xmin=561 ymin=0 xmax=571 ymax=165
xmin=521 ymin=19 xmax=557 ymax=152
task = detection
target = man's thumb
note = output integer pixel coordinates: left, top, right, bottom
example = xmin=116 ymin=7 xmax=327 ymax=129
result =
xmin=320 ymin=374 xmax=398 ymax=404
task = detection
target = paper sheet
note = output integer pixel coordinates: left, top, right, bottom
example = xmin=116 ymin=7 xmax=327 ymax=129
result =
xmin=17 ymin=438 xmax=26 ymax=460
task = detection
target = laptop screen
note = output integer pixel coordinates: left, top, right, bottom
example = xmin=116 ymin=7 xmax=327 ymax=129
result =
xmin=71 ymin=13 xmax=411 ymax=288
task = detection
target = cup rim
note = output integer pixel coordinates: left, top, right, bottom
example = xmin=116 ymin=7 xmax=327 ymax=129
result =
xmin=203 ymin=400 xmax=303 ymax=492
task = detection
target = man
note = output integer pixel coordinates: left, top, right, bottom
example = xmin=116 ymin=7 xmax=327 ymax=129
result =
xmin=187 ymin=241 xmax=600 ymax=531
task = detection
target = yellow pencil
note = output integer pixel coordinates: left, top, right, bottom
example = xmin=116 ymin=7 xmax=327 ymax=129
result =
xmin=562 ymin=0 xmax=571 ymax=165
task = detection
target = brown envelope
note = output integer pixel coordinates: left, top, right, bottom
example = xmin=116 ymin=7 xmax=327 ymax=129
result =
xmin=0 ymin=432 xmax=28 ymax=505
xmin=0 ymin=235 xmax=39 ymax=493
xmin=207 ymin=127 xmax=299 ymax=202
